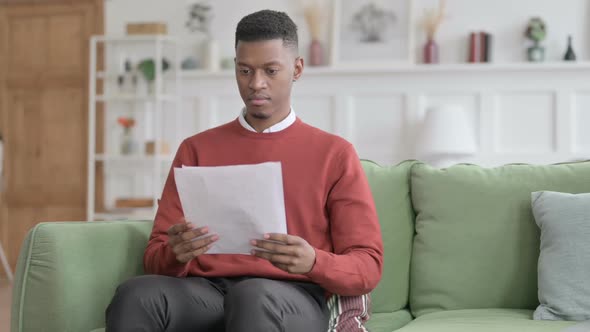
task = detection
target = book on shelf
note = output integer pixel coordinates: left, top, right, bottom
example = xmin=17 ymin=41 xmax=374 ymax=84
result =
xmin=469 ymin=31 xmax=493 ymax=63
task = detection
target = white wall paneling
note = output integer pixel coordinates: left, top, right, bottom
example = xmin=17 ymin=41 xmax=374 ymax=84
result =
xmin=292 ymin=96 xmax=334 ymax=133
xmin=572 ymin=92 xmax=590 ymax=153
xmin=98 ymin=63 xmax=590 ymax=212
xmin=175 ymin=63 xmax=590 ymax=167
xmin=351 ymin=95 xmax=405 ymax=163
xmin=493 ymin=92 xmax=556 ymax=154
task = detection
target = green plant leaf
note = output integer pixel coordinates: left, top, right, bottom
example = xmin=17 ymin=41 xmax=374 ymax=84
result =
xmin=137 ymin=58 xmax=170 ymax=82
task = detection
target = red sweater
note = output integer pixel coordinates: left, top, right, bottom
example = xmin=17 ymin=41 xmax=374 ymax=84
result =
xmin=144 ymin=117 xmax=383 ymax=296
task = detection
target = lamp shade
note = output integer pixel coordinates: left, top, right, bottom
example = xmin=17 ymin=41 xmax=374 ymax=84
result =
xmin=416 ymin=105 xmax=477 ymax=158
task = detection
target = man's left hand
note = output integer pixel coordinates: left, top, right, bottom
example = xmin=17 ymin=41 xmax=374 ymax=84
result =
xmin=251 ymin=234 xmax=316 ymax=274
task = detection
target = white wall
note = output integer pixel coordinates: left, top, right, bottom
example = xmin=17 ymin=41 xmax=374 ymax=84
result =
xmin=106 ymin=0 xmax=590 ymax=64
xmin=99 ymin=1 xmax=590 ymax=213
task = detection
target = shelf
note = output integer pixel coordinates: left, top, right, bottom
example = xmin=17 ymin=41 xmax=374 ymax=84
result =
xmin=91 ymin=35 xmax=178 ymax=44
xmin=95 ymin=94 xmax=178 ymax=102
xmin=179 ymin=61 xmax=590 ymax=78
xmin=93 ymin=210 xmax=155 ymax=221
xmin=96 ymin=71 xmax=178 ymax=80
xmin=95 ymin=154 xmax=173 ymax=163
xmin=88 ymin=34 xmax=181 ymax=226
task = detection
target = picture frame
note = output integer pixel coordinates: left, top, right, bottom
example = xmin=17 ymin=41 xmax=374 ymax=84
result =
xmin=330 ymin=0 xmax=414 ymax=67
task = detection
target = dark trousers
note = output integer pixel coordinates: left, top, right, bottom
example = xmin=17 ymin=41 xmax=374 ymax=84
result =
xmin=106 ymin=274 xmax=329 ymax=332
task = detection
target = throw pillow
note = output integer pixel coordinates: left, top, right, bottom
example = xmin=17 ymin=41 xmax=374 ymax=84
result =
xmin=532 ymin=191 xmax=590 ymax=321
xmin=327 ymin=294 xmax=371 ymax=331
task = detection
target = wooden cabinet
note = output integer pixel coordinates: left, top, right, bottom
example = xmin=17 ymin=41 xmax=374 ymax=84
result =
xmin=0 ymin=0 xmax=103 ymax=271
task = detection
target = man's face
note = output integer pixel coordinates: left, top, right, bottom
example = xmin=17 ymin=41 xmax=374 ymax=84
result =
xmin=235 ymin=39 xmax=303 ymax=121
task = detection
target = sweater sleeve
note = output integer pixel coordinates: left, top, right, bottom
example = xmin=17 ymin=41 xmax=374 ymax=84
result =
xmin=305 ymin=144 xmax=384 ymax=296
xmin=143 ymin=139 xmax=197 ymax=276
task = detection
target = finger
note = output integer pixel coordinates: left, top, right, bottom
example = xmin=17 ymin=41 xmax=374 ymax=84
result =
xmin=180 ymin=226 xmax=209 ymax=242
xmin=251 ymin=239 xmax=297 ymax=255
xmin=251 ymin=249 xmax=294 ymax=264
xmin=272 ymin=262 xmax=290 ymax=272
xmin=189 ymin=234 xmax=219 ymax=250
xmin=174 ymin=234 xmax=218 ymax=255
xmin=264 ymin=233 xmax=300 ymax=245
xmin=176 ymin=243 xmax=213 ymax=263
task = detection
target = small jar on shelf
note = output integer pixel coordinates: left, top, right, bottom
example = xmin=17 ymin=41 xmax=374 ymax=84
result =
xmin=117 ymin=116 xmax=137 ymax=155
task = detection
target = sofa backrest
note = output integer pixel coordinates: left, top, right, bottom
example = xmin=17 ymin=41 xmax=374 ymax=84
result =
xmin=361 ymin=160 xmax=417 ymax=313
xmin=409 ymin=161 xmax=590 ymax=317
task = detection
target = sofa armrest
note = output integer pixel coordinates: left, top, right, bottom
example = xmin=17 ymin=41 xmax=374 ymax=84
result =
xmin=11 ymin=221 xmax=152 ymax=332
xmin=365 ymin=309 xmax=414 ymax=332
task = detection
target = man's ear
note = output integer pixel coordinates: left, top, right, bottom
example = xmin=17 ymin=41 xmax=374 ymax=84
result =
xmin=293 ymin=56 xmax=304 ymax=81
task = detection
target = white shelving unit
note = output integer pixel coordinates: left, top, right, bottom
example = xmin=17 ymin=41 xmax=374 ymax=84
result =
xmin=87 ymin=35 xmax=182 ymax=221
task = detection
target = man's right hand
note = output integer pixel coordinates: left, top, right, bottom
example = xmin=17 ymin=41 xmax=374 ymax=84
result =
xmin=167 ymin=218 xmax=218 ymax=263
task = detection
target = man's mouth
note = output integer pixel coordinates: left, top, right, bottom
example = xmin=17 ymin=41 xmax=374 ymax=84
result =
xmin=249 ymin=96 xmax=270 ymax=106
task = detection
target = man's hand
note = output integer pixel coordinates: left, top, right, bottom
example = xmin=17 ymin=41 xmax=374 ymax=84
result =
xmin=167 ymin=217 xmax=218 ymax=264
xmin=251 ymin=234 xmax=316 ymax=274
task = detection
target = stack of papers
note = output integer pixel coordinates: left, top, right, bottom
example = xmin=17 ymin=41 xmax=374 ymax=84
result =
xmin=174 ymin=162 xmax=287 ymax=254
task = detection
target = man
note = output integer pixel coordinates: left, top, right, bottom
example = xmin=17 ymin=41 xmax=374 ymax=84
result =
xmin=106 ymin=9 xmax=383 ymax=332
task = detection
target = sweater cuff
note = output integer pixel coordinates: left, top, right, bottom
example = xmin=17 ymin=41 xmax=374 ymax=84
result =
xmin=305 ymin=248 xmax=330 ymax=283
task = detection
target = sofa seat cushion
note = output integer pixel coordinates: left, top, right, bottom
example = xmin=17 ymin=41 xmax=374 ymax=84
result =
xmin=396 ymin=309 xmax=575 ymax=332
xmin=365 ymin=310 xmax=413 ymax=332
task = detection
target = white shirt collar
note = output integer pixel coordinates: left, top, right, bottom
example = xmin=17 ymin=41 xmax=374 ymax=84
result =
xmin=238 ymin=107 xmax=296 ymax=133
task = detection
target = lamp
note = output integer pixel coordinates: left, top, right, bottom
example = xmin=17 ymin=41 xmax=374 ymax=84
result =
xmin=415 ymin=105 xmax=477 ymax=168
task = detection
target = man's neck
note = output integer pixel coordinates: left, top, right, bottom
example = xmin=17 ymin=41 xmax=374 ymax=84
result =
xmin=246 ymin=107 xmax=291 ymax=133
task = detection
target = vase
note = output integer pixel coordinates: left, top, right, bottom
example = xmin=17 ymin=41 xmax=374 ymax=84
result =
xmin=563 ymin=35 xmax=576 ymax=61
xmin=120 ymin=128 xmax=136 ymax=155
xmin=309 ymin=39 xmax=324 ymax=66
xmin=423 ymin=39 xmax=439 ymax=64
xmin=527 ymin=44 xmax=545 ymax=62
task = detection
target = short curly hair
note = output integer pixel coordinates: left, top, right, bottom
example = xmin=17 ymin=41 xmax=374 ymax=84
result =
xmin=235 ymin=9 xmax=298 ymax=52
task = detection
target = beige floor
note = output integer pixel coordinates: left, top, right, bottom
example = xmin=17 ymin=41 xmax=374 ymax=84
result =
xmin=0 ymin=279 xmax=11 ymax=332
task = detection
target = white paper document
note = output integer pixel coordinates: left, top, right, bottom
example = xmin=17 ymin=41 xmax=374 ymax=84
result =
xmin=174 ymin=162 xmax=287 ymax=254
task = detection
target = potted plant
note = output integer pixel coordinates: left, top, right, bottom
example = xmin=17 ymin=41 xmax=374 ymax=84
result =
xmin=136 ymin=58 xmax=171 ymax=94
xmin=525 ymin=17 xmax=547 ymax=62
xmin=420 ymin=0 xmax=447 ymax=64
xmin=185 ymin=1 xmax=218 ymax=71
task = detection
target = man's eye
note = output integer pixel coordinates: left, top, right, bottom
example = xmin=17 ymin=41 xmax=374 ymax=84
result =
xmin=266 ymin=68 xmax=278 ymax=75
xmin=240 ymin=69 xmax=250 ymax=75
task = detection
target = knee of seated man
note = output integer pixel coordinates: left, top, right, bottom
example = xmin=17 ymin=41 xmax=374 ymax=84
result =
xmin=113 ymin=274 xmax=174 ymax=302
xmin=225 ymin=278 xmax=278 ymax=307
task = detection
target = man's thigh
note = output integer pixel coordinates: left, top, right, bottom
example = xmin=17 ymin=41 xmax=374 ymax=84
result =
xmin=225 ymin=278 xmax=329 ymax=332
xmin=107 ymin=275 xmax=226 ymax=332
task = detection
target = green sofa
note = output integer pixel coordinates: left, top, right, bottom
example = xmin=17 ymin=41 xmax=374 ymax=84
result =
xmin=11 ymin=160 xmax=590 ymax=332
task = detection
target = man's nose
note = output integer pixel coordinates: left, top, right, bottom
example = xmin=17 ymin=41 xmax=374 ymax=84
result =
xmin=248 ymin=71 xmax=267 ymax=90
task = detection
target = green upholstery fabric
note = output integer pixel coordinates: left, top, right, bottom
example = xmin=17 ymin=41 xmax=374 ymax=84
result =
xmin=365 ymin=310 xmax=413 ymax=332
xmin=11 ymin=221 xmax=152 ymax=332
xmin=395 ymin=309 xmax=575 ymax=332
xmin=361 ymin=160 xmax=416 ymax=313
xmin=409 ymin=161 xmax=590 ymax=317
xmin=12 ymin=160 xmax=590 ymax=332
